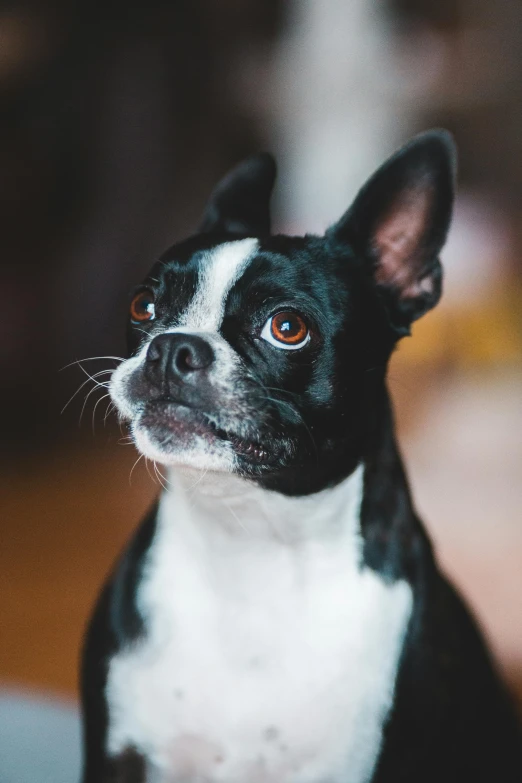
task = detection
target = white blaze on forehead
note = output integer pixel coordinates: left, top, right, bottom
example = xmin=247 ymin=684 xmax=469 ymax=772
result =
xmin=179 ymin=238 xmax=258 ymax=331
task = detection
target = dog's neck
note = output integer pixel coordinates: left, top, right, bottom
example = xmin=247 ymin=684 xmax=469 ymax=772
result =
xmin=157 ymin=389 xmax=415 ymax=558
xmin=162 ymin=464 xmax=365 ymax=547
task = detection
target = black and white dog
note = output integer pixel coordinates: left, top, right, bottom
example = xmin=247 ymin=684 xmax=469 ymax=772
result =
xmin=81 ymin=131 xmax=522 ymax=783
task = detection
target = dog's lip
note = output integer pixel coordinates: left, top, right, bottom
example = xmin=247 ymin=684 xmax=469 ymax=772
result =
xmin=142 ymin=398 xmax=276 ymax=464
xmin=142 ymin=398 xmax=217 ymax=441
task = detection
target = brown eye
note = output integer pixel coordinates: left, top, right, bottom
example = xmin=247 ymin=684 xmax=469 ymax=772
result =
xmin=130 ymin=290 xmax=156 ymax=323
xmin=261 ymin=311 xmax=310 ymax=350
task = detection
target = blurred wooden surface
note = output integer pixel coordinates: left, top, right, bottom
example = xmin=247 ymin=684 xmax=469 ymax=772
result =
xmin=0 ymin=439 xmax=156 ymax=696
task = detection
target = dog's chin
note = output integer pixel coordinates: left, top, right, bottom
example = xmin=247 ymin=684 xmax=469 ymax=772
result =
xmin=133 ymin=425 xmax=236 ymax=472
xmin=130 ymin=401 xmax=279 ymax=473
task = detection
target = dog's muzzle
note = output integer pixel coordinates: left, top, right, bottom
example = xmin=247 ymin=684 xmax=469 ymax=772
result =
xmin=144 ymin=333 xmax=215 ymax=397
xmin=111 ymin=330 xmax=283 ymax=468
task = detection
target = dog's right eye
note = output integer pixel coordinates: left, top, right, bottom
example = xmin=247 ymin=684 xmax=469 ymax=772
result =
xmin=130 ymin=290 xmax=156 ymax=324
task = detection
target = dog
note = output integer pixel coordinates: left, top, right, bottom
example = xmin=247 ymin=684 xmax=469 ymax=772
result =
xmin=81 ymin=131 xmax=522 ymax=782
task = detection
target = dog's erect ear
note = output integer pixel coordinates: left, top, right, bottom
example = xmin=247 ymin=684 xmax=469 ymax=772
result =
xmin=200 ymin=153 xmax=276 ymax=237
xmin=327 ymin=130 xmax=456 ymax=334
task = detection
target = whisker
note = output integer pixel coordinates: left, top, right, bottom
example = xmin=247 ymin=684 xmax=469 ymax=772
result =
xmin=117 ymin=436 xmax=134 ymax=445
xmin=145 ymin=458 xmax=159 ymax=486
xmin=61 ymin=370 xmax=113 ymax=414
xmin=187 ymin=466 xmax=211 ymax=492
xmin=60 ymin=356 xmax=124 ymax=372
xmin=76 ymin=364 xmax=112 ymax=388
xmin=223 ymin=501 xmax=250 ymax=534
xmin=129 ymin=454 xmax=144 ymax=485
xmin=92 ymin=393 xmax=111 ymax=433
xmin=155 ymin=461 xmax=170 ymax=485
xmin=153 ymin=461 xmax=169 ymax=492
xmin=264 ymin=386 xmax=301 ymax=400
xmin=264 ymin=395 xmax=318 ymax=461
xmin=156 ymin=466 xmax=172 ymax=487
xmin=103 ymin=400 xmax=116 ymax=425
xmin=79 ymin=384 xmax=109 ymax=425
xmin=364 ymin=365 xmax=386 ymax=375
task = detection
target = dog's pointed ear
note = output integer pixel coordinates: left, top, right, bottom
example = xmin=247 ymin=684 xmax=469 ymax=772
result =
xmin=200 ymin=153 xmax=276 ymax=237
xmin=326 ymin=130 xmax=456 ymax=334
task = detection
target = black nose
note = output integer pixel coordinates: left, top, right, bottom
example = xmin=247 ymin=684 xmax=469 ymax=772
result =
xmin=145 ymin=333 xmax=214 ymax=391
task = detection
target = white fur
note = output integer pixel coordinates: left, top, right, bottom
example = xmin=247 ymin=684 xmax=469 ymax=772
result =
xmin=132 ymin=421 xmax=236 ymax=474
xmin=106 ymin=465 xmax=413 ymax=783
xmin=179 ymin=238 xmax=258 ymax=331
xmin=110 ymin=340 xmax=150 ymax=421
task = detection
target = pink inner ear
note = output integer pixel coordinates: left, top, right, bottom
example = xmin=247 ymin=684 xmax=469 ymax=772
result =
xmin=373 ymin=187 xmax=433 ymax=298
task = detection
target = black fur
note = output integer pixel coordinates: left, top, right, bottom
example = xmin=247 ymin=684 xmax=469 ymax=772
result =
xmin=80 ymin=505 xmax=157 ymax=781
xmin=200 ymin=152 xmax=276 ymax=236
xmin=81 ymin=131 xmax=522 ymax=782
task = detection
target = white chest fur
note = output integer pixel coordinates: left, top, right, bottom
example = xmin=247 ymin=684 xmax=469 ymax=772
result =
xmin=106 ymin=466 xmax=412 ymax=783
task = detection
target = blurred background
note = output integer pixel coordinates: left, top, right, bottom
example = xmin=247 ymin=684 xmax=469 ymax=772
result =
xmin=1 ymin=0 xmax=521 ymax=779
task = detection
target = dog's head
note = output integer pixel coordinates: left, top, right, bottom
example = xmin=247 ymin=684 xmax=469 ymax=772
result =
xmin=110 ymin=131 xmax=455 ymax=494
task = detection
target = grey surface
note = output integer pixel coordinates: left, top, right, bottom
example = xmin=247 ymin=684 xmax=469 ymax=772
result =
xmin=0 ymin=690 xmax=81 ymax=783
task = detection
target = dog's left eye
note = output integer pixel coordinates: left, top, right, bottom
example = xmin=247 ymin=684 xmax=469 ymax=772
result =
xmin=260 ymin=311 xmax=310 ymax=350
xmin=130 ymin=290 xmax=156 ymax=323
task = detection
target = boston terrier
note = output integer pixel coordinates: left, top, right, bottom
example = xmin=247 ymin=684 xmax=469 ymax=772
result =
xmin=81 ymin=131 xmax=522 ymax=782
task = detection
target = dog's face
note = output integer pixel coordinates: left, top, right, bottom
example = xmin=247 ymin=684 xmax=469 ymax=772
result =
xmin=110 ymin=132 xmax=455 ymax=495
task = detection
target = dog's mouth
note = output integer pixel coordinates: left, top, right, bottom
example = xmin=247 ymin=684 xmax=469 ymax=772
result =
xmin=138 ymin=399 xmax=275 ymax=464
